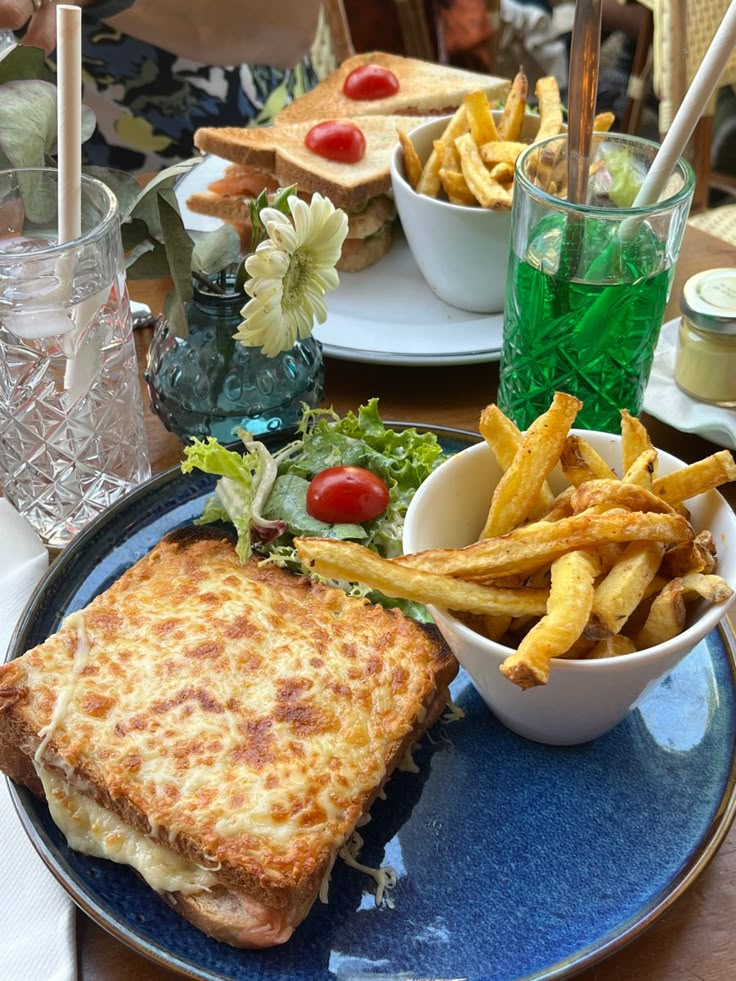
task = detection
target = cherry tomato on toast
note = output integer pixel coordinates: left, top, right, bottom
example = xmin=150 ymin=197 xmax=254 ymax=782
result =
xmin=305 ymin=121 xmax=366 ymax=163
xmin=342 ymin=65 xmax=400 ymax=101
xmin=306 ymin=467 xmax=390 ymax=524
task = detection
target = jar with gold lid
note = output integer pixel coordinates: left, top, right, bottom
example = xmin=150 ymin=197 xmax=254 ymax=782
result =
xmin=675 ymin=267 xmax=736 ymax=407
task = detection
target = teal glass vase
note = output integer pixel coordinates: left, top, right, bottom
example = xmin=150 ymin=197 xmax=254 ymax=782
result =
xmin=145 ymin=280 xmax=324 ymax=443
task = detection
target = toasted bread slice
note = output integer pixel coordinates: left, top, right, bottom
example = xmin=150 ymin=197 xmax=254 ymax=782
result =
xmin=194 ymin=115 xmax=435 ymax=209
xmin=276 ymin=51 xmax=509 ymax=125
xmin=0 ymin=527 xmax=456 ymax=948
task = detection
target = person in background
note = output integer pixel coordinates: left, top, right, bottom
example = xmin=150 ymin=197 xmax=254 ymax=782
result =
xmin=0 ymin=0 xmax=322 ymax=171
xmin=341 ymin=0 xmax=496 ymax=73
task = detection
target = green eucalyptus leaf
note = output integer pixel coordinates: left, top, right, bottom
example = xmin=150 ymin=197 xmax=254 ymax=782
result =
xmin=83 ymin=166 xmax=140 ymax=219
xmin=0 ymin=80 xmax=96 ymax=161
xmin=0 ymin=44 xmax=55 ymax=84
xmin=125 ymin=237 xmax=171 ymax=279
xmin=163 ymin=287 xmax=189 ymax=340
xmin=158 ymin=192 xmax=194 ymax=310
xmin=191 ymin=223 xmax=242 ymax=277
xmin=120 ymin=216 xmax=151 ymax=253
xmin=127 ymin=157 xmax=199 ymax=236
xmin=0 ymin=80 xmax=58 ymax=169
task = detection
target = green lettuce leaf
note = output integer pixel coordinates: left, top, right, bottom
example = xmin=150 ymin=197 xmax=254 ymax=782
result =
xmin=181 ymin=437 xmax=261 ymax=560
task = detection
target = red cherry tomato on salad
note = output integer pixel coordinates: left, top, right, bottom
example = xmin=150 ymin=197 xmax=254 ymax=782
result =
xmin=305 ymin=121 xmax=366 ymax=163
xmin=342 ymin=65 xmax=400 ymax=101
xmin=306 ymin=467 xmax=390 ymax=524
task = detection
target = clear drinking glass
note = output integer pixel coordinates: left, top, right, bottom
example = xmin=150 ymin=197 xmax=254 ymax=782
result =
xmin=497 ymin=133 xmax=695 ymax=432
xmin=0 ymin=167 xmax=151 ymax=548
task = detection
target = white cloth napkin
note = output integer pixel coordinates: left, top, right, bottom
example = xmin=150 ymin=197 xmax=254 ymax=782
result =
xmin=643 ymin=317 xmax=736 ymax=450
xmin=0 ymin=499 xmax=77 ymax=981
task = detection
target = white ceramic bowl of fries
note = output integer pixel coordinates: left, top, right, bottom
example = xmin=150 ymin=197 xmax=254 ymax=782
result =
xmin=390 ymin=112 xmax=527 ymax=313
xmin=402 ymin=408 xmax=736 ymax=745
xmin=390 ymin=75 xmax=574 ymax=313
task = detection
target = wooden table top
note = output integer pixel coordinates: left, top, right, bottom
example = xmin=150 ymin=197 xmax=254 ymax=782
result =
xmin=79 ymin=223 xmax=736 ymax=980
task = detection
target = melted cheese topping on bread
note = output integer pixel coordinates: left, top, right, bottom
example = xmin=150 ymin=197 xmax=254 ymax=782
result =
xmin=35 ymin=763 xmax=218 ymax=895
xmin=3 ymin=532 xmax=455 ymax=900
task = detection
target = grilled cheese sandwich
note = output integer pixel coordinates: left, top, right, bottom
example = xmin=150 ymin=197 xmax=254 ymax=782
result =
xmin=0 ymin=527 xmax=456 ymax=948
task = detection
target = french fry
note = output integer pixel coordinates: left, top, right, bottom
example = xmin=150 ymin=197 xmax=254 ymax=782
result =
xmin=539 ymin=486 xmax=575 ymax=522
xmin=652 ymin=450 xmax=736 ymax=504
xmin=584 ymin=541 xmax=666 ymax=640
xmin=478 ymin=404 xmax=555 ymax=517
xmin=534 ymin=76 xmax=564 ymax=140
xmin=464 ymin=90 xmax=500 ymax=145
xmin=480 ymin=392 xmax=582 ymax=538
xmin=593 ymin=111 xmax=615 ymax=132
xmin=570 ymin=479 xmax=677 ymax=516
xmin=482 ymin=614 xmax=514 ymax=642
xmin=635 ymin=572 xmax=733 ymax=649
xmin=587 ymin=634 xmax=637 ymax=659
xmin=661 ymin=530 xmax=716 ymax=578
xmin=489 ymin=161 xmax=515 ymax=183
xmin=439 ymin=168 xmax=477 ymax=206
xmin=620 ymin=409 xmax=654 ymax=475
xmin=497 ymin=69 xmax=528 ymax=141
xmin=293 ymin=538 xmax=549 ymax=616
xmin=636 ymin=580 xmax=686 ymax=648
xmin=398 ymin=129 xmax=423 ymax=189
xmin=416 ymin=105 xmax=468 ymax=197
xmin=622 ymin=449 xmax=657 ymax=490
xmin=479 ymin=141 xmax=527 ymax=167
xmin=560 ymin=434 xmax=618 ymax=486
xmin=679 ymin=572 xmax=734 ymax=603
xmin=500 ymin=550 xmax=599 ymax=688
xmin=398 ymin=510 xmax=692 ymax=581
xmin=456 ymin=133 xmax=513 ymax=210
xmin=436 ymin=138 xmax=461 ymax=172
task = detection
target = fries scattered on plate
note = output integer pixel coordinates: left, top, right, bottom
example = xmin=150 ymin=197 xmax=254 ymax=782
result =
xmin=296 ymin=394 xmax=736 ymax=691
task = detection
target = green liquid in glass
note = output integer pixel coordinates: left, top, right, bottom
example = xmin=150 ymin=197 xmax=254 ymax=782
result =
xmin=498 ymin=218 xmax=672 ymax=433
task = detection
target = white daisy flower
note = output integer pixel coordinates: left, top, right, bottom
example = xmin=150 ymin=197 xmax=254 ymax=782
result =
xmin=234 ymin=193 xmax=348 ymax=357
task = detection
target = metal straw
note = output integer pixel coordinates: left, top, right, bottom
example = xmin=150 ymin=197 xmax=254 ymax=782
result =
xmin=566 ymin=0 xmax=603 ymax=204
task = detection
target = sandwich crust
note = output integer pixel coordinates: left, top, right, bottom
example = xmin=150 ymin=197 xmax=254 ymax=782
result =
xmin=0 ymin=528 xmax=456 ymax=945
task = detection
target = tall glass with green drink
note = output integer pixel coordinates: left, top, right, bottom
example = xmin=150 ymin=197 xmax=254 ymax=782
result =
xmin=498 ymin=132 xmax=695 ymax=432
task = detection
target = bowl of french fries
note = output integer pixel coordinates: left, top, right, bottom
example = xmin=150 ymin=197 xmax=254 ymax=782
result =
xmin=390 ymin=73 xmax=600 ymax=313
xmin=399 ymin=394 xmax=736 ymax=745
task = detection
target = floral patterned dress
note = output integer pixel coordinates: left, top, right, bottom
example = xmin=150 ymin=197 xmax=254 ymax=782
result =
xmin=70 ymin=15 xmax=319 ymax=172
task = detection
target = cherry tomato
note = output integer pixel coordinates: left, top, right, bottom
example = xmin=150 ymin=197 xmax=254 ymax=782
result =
xmin=306 ymin=467 xmax=390 ymax=524
xmin=305 ymin=121 xmax=366 ymax=164
xmin=342 ymin=65 xmax=400 ymax=101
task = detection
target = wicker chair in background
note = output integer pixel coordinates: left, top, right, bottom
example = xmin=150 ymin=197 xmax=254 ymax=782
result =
xmin=621 ymin=0 xmax=736 ymax=214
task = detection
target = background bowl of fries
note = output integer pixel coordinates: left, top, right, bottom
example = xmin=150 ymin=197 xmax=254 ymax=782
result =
xmin=402 ymin=424 xmax=736 ymax=746
xmin=390 ymin=74 xmax=575 ymax=313
xmin=391 ymin=110 xmax=533 ymax=313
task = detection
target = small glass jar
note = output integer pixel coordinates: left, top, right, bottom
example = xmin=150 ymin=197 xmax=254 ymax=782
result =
xmin=145 ymin=279 xmax=324 ymax=442
xmin=675 ymin=267 xmax=736 ymax=407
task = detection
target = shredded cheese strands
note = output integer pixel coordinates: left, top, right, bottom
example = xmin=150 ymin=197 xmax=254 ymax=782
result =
xmin=320 ymin=830 xmax=397 ymax=908
xmin=442 ymin=700 xmax=466 ymax=724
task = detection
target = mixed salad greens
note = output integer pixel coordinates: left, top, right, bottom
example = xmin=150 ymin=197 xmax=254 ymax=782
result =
xmin=181 ymin=400 xmax=445 ymax=616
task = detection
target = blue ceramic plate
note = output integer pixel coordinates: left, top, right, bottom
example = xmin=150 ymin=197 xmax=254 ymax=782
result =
xmin=6 ymin=425 xmax=736 ymax=981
